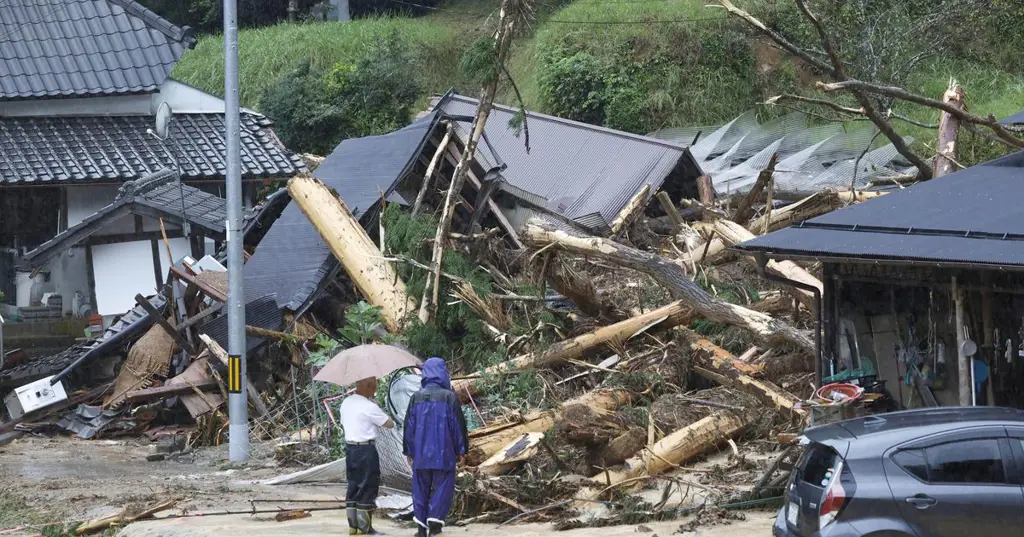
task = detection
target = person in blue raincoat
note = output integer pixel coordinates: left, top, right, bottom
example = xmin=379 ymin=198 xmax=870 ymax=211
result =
xmin=403 ymin=358 xmax=468 ymax=537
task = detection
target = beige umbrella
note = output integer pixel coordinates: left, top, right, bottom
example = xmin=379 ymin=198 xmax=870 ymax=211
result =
xmin=313 ymin=344 xmax=422 ymax=386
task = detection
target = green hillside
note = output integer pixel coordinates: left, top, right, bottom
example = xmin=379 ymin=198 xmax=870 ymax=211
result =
xmin=173 ymin=0 xmax=1024 ymax=164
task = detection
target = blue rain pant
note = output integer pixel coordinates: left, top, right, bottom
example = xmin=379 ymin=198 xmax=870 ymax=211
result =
xmin=412 ymin=469 xmax=456 ymax=529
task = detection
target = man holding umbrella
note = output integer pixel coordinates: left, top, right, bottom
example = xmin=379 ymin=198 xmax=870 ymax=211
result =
xmin=340 ymin=376 xmax=394 ymax=535
xmin=403 ymin=358 xmax=468 ymax=537
xmin=314 ymin=344 xmax=423 ymax=535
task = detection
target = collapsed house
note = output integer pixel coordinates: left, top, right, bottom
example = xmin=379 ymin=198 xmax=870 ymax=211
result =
xmin=737 ymin=149 xmax=1024 ymax=409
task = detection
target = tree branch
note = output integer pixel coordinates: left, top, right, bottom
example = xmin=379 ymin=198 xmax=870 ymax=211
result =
xmin=794 ymin=0 xmax=847 ymax=78
xmin=767 ymin=94 xmax=864 ymax=116
xmin=715 ymin=0 xmax=833 ymax=74
xmin=818 ymin=79 xmax=1024 ymax=148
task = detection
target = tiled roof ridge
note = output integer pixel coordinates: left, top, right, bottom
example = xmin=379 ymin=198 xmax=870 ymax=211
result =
xmin=106 ymin=0 xmax=196 ymax=47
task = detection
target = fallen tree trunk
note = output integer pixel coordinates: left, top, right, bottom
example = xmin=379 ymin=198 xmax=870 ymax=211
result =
xmin=467 ymin=389 xmax=631 ymax=465
xmin=712 ymin=219 xmax=822 ymax=310
xmin=288 ymin=175 xmax=416 ymax=332
xmin=451 ymin=300 xmax=691 ymax=398
xmin=476 ymin=432 xmax=544 ymax=476
xmin=610 ymin=184 xmax=651 ymax=236
xmin=676 ymin=328 xmax=806 ymax=420
xmin=521 ymin=218 xmax=815 ymax=355
xmin=747 ymin=189 xmax=887 ymax=234
xmin=578 ymin=411 xmax=748 ymax=500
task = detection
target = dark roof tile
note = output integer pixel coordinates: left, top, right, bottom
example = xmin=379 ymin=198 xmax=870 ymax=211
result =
xmin=0 ymin=113 xmax=305 ymax=184
xmin=0 ymin=0 xmax=194 ymax=101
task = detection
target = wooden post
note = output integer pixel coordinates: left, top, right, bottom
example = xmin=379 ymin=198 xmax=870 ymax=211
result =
xmin=953 ymin=277 xmax=971 ymax=406
xmin=934 ymin=79 xmax=966 ymax=178
xmin=732 ymin=153 xmax=777 ymax=226
xmin=411 ymin=122 xmax=453 ymax=217
xmin=696 ymin=175 xmax=715 ymax=209
xmin=655 ymin=191 xmax=684 ymax=233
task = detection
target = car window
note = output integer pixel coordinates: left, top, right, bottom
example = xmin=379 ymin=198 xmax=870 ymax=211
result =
xmin=893 ymin=439 xmax=1007 ymax=484
xmin=893 ymin=449 xmax=928 ymax=481
xmin=926 ymin=439 xmax=1006 ymax=484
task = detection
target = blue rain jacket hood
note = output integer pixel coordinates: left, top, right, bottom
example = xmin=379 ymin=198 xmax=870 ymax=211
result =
xmin=421 ymin=357 xmax=452 ymax=390
xmin=403 ymin=358 xmax=468 ymax=471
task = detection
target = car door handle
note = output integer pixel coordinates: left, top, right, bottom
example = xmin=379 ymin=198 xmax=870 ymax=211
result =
xmin=905 ymin=495 xmax=937 ymax=509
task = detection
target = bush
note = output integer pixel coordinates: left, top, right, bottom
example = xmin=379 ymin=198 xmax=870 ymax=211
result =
xmin=258 ymin=30 xmax=421 ymax=153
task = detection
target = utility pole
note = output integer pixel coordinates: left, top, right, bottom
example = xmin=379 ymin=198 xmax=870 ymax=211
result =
xmin=224 ymin=0 xmax=248 ymax=462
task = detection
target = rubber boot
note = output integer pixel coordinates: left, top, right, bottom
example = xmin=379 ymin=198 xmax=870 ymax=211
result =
xmin=428 ymin=521 xmax=443 ymax=536
xmin=347 ymin=508 xmax=360 ymax=535
xmin=416 ymin=527 xmax=427 ymax=537
xmin=356 ymin=509 xmax=382 ymax=535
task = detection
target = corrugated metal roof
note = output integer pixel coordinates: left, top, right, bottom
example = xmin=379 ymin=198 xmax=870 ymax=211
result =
xmin=0 ymin=113 xmax=305 ymax=184
xmin=23 ymin=171 xmax=230 ymax=265
xmin=243 ymin=111 xmax=442 ymax=312
xmin=0 ymin=0 xmax=194 ymax=101
xmin=203 ymin=294 xmax=282 ymax=353
xmin=1001 ymin=109 xmax=1024 ymax=125
xmin=735 ymin=150 xmax=1024 ymax=268
xmin=434 ymin=93 xmax=691 ymax=234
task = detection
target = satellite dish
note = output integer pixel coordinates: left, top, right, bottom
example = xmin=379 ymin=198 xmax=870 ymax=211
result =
xmin=155 ymin=102 xmax=173 ymax=139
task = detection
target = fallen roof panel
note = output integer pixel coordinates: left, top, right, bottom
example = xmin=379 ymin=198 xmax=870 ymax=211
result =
xmin=434 ymin=93 xmax=691 ymax=234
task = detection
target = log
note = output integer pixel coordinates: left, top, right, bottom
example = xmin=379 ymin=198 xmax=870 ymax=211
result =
xmin=610 ymin=184 xmax=651 ymax=236
xmin=76 ymin=500 xmax=176 ymax=535
xmin=675 ymin=328 xmax=806 ymax=419
xmin=467 ymin=389 xmax=631 ymax=465
xmin=545 ymin=258 xmax=626 ymax=323
xmin=579 ymin=411 xmax=747 ymax=500
xmin=521 ymin=218 xmax=815 ymax=355
xmin=288 ymin=175 xmax=416 ymax=332
xmin=934 ymin=80 xmax=966 ymax=178
xmin=451 ymin=300 xmax=691 ymax=398
xmin=751 ymin=291 xmax=794 ymax=315
xmin=655 ymin=191 xmax=685 ymax=233
xmin=712 ymin=219 xmax=823 ymax=310
xmin=477 ymin=432 xmax=544 ymax=476
xmin=747 ymin=190 xmax=842 ymax=234
xmin=732 ymin=153 xmax=778 ymax=226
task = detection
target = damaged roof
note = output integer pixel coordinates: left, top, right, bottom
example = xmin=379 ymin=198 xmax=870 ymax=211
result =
xmin=1000 ymin=109 xmax=1024 ymax=125
xmin=432 ymin=93 xmax=696 ymax=233
xmin=735 ymin=150 xmax=1024 ymax=269
xmin=24 ymin=169 xmax=229 ymax=267
xmin=244 ymin=111 xmax=443 ymax=312
xmin=0 ymin=0 xmax=195 ymax=101
xmin=0 ymin=113 xmax=305 ymax=184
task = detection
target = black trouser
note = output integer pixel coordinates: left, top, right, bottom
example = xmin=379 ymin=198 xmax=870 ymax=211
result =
xmin=346 ymin=443 xmax=381 ymax=510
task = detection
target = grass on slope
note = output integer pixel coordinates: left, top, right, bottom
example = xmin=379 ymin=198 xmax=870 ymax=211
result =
xmin=173 ymin=17 xmax=477 ymax=108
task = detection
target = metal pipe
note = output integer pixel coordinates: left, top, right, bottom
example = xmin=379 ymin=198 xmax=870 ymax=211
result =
xmin=224 ymin=0 xmax=248 ymax=462
xmin=754 ymin=253 xmax=823 ymax=388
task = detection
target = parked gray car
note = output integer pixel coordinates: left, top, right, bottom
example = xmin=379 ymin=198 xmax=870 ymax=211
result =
xmin=774 ymin=407 xmax=1024 ymax=537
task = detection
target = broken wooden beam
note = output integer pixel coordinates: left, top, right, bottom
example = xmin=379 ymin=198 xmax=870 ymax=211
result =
xmin=675 ymin=327 xmax=806 ymax=420
xmin=169 ymin=265 xmax=228 ymax=303
xmin=476 ymin=432 xmax=545 ymax=476
xmin=610 ymin=184 xmax=651 ymax=236
xmin=288 ymin=175 xmax=416 ymax=332
xmin=731 ymin=153 xmax=777 ymax=226
xmin=712 ymin=219 xmax=822 ymax=310
xmin=124 ymin=380 xmax=219 ymax=404
xmin=521 ymin=218 xmax=815 ymax=355
xmin=655 ymin=191 xmax=685 ymax=233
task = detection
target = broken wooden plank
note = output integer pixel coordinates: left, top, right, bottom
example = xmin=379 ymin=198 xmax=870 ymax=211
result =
xmin=199 ymin=334 xmax=274 ymax=425
xmin=731 ymin=153 xmax=777 ymax=226
xmin=124 ymin=380 xmax=219 ymax=404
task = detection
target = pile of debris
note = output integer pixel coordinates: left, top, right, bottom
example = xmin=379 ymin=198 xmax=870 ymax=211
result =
xmin=0 ymin=87 xmax=892 ymax=530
